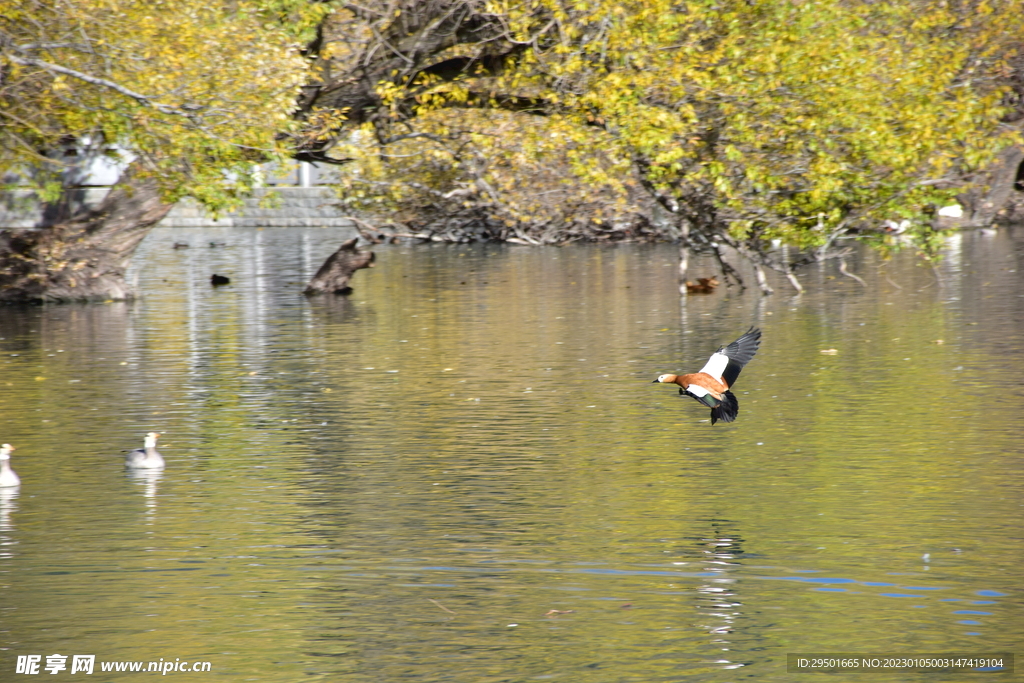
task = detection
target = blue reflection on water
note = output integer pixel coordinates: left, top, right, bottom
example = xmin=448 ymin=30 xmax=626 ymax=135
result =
xmin=763 ymin=576 xmax=857 ymax=584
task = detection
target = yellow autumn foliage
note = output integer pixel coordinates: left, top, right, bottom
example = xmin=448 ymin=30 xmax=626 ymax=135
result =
xmin=0 ymin=0 xmax=309 ymax=211
xmin=331 ymin=0 xmax=1022 ymax=258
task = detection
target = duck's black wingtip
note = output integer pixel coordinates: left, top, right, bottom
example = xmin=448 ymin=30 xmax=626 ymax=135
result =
xmin=721 ymin=328 xmax=762 ymax=388
xmin=710 ymin=390 xmax=739 ymax=425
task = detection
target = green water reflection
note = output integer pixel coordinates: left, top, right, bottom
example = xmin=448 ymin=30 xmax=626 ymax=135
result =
xmin=0 ymin=226 xmax=1021 ymax=681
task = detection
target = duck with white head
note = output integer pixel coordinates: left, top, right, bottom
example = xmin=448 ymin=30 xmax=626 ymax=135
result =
xmin=125 ymin=432 xmax=164 ymax=469
xmin=0 ymin=444 xmax=20 ymax=487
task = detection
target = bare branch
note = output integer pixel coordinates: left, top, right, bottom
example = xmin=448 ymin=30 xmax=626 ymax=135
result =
xmin=838 ymin=258 xmax=867 ymax=286
xmin=378 ymin=131 xmax=450 ymax=145
xmin=15 ymin=42 xmax=91 ymax=52
xmin=7 ymin=54 xmax=190 ymax=118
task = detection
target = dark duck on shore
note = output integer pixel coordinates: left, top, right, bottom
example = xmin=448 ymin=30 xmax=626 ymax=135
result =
xmin=125 ymin=432 xmax=165 ymax=469
xmin=652 ymin=327 xmax=761 ymax=424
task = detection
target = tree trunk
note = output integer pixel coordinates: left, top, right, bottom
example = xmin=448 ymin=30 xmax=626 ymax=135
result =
xmin=0 ymin=168 xmax=172 ymax=303
xmin=959 ymin=144 xmax=1024 ymax=227
xmin=304 ymin=238 xmax=376 ymax=295
xmin=752 ymin=263 xmax=774 ymax=295
xmin=296 ymin=2 xmax=528 ymax=162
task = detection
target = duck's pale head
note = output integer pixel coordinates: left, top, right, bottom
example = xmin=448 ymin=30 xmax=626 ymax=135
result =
xmin=652 ymin=374 xmax=678 ymax=384
xmin=144 ymin=433 xmax=160 ymax=448
xmin=0 ymin=444 xmax=12 ymax=459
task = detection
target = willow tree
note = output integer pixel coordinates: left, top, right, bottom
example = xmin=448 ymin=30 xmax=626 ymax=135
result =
xmin=0 ymin=0 xmax=310 ymax=302
xmin=4 ymin=1 xmax=1020 ymax=301
xmin=298 ymin=0 xmax=1022 ymax=292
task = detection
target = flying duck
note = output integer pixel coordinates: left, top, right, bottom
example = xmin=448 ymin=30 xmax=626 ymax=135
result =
xmin=0 ymin=444 xmax=20 ymax=487
xmin=125 ymin=432 xmax=165 ymax=469
xmin=652 ymin=327 xmax=762 ymax=424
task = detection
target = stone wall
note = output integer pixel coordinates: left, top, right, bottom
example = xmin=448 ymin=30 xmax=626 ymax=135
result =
xmin=0 ymin=186 xmax=357 ymax=230
xmin=161 ymin=187 xmax=356 ymax=228
xmin=0 ymin=158 xmax=359 ymax=230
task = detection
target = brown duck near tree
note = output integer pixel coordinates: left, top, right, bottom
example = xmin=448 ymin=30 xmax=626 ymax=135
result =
xmin=685 ymin=276 xmax=719 ymax=294
xmin=652 ymin=327 xmax=761 ymax=424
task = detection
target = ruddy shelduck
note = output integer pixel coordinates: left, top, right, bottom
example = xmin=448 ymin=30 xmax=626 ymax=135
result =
xmin=652 ymin=327 xmax=762 ymax=424
xmin=685 ymin=276 xmax=719 ymax=294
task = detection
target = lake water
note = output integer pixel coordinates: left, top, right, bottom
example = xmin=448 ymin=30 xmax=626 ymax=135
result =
xmin=1 ymin=226 xmax=1021 ymax=681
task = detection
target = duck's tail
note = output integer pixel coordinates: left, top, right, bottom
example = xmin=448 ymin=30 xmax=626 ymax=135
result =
xmin=710 ymin=390 xmax=738 ymax=425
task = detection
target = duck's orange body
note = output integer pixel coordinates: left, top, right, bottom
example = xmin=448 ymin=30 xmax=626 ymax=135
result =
xmin=669 ymin=372 xmax=729 ymax=398
xmin=652 ymin=327 xmax=761 ymax=424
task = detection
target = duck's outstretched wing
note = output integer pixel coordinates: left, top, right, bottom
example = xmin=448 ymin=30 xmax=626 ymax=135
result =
xmin=698 ymin=327 xmax=762 ymax=388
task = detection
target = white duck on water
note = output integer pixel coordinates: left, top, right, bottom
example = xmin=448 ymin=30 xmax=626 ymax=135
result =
xmin=125 ymin=432 xmax=165 ymax=469
xmin=0 ymin=444 xmax=20 ymax=487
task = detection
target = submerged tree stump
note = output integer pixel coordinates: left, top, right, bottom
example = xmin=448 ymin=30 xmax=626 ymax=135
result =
xmin=304 ymin=238 xmax=375 ymax=295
